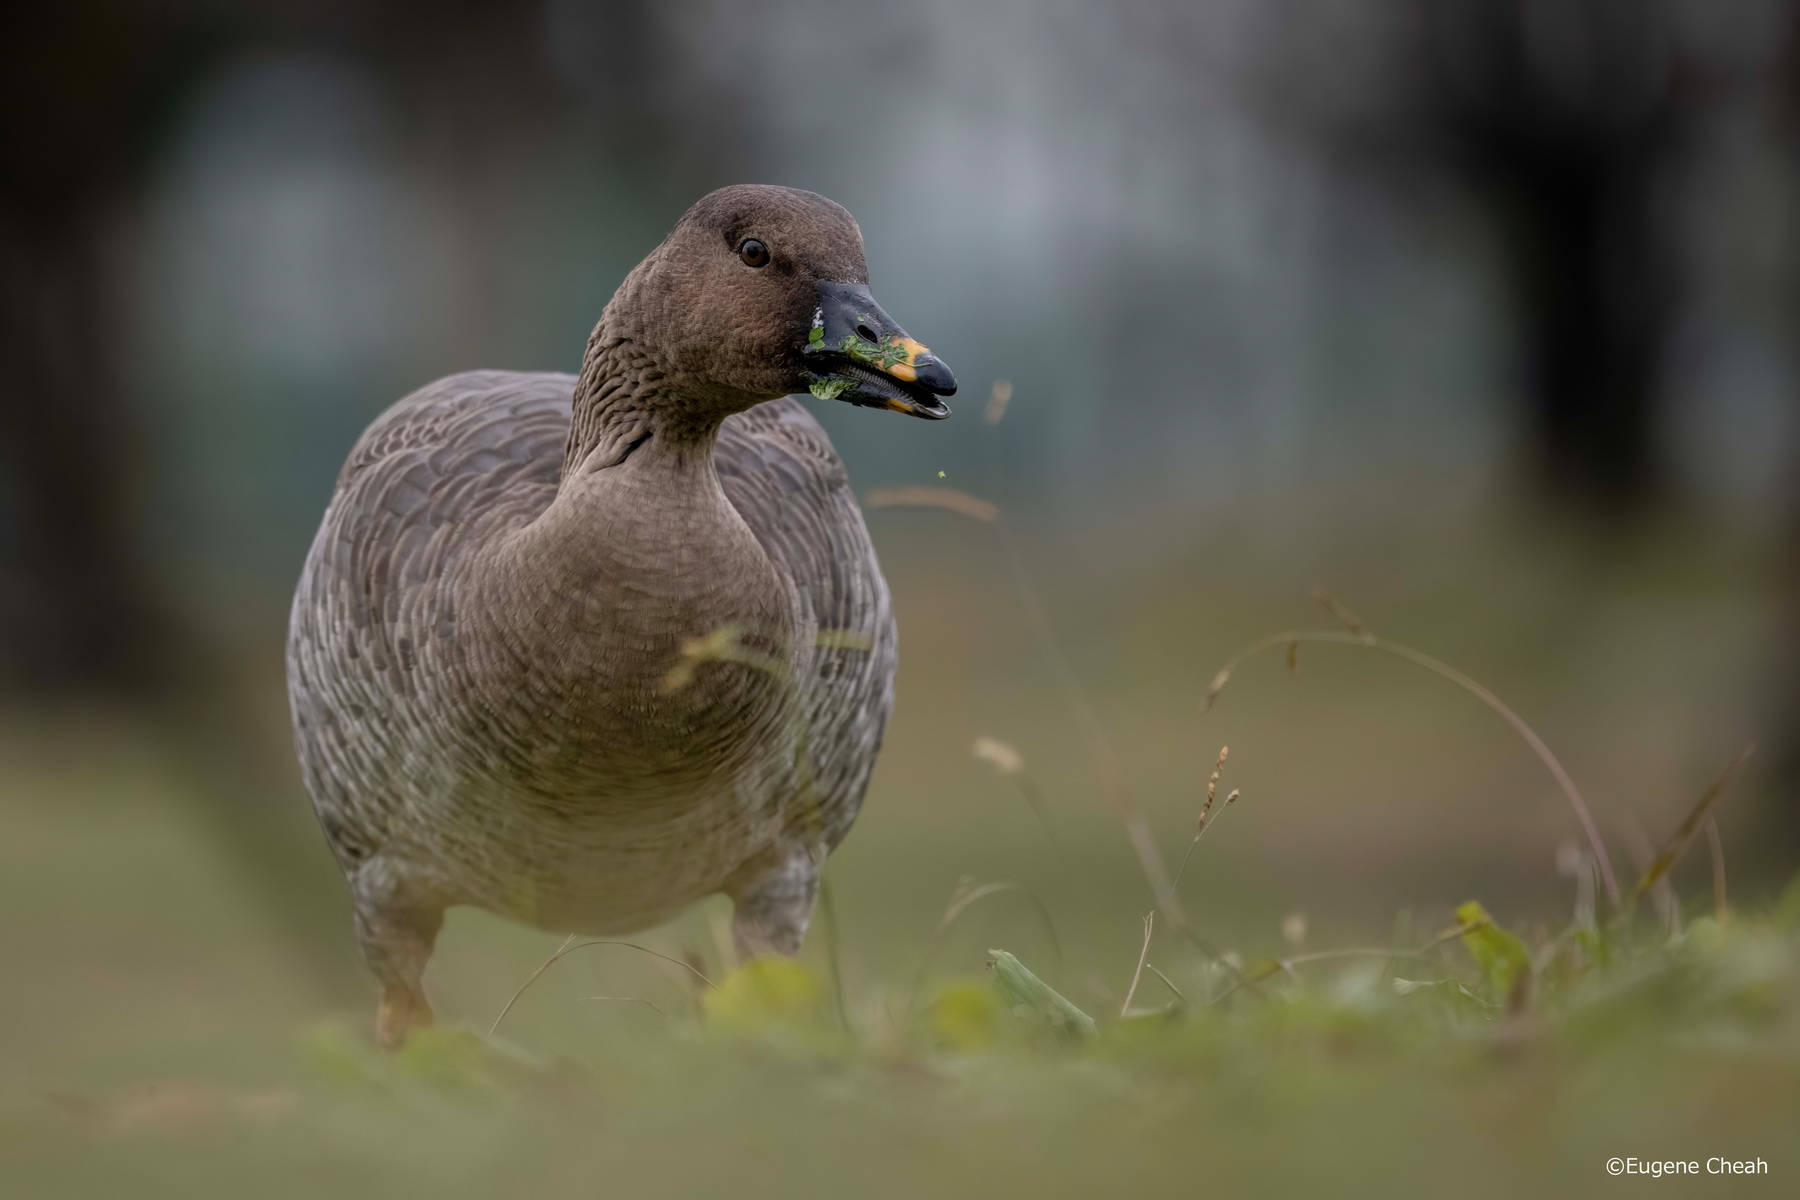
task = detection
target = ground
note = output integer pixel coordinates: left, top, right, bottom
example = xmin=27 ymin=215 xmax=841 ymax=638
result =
xmin=1 ymin=506 xmax=1794 ymax=1197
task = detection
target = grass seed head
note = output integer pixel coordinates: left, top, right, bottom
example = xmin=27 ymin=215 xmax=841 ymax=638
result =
xmin=1197 ymin=746 xmax=1229 ymax=831
xmin=972 ymin=736 xmax=1025 ymax=776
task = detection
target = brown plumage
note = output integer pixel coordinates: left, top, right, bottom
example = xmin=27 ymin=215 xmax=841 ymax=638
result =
xmin=286 ymin=185 xmax=955 ymax=1046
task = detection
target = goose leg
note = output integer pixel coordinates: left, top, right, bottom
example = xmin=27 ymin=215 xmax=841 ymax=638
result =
xmin=725 ymin=847 xmax=820 ymax=960
xmin=350 ymin=869 xmax=444 ymax=1049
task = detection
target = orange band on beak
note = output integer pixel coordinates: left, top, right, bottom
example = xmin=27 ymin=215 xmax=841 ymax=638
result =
xmin=885 ymin=337 xmax=932 ymax=383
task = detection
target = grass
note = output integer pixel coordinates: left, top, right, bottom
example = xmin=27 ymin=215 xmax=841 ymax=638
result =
xmin=1 ymin=498 xmax=1795 ymax=1197
xmin=5 ymin=703 xmax=1794 ymax=1197
xmin=4 ymin=771 xmax=1793 ymax=1198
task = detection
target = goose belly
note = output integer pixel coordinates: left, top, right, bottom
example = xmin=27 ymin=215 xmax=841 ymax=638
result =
xmin=386 ymin=729 xmax=803 ymax=934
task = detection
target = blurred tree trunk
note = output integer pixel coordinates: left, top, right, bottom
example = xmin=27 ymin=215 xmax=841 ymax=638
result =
xmin=1763 ymin=15 xmax=1800 ymax=853
xmin=0 ymin=209 xmax=163 ymax=693
xmin=1417 ymin=0 xmax=1690 ymax=519
xmin=0 ymin=4 xmax=192 ymax=696
xmin=1773 ymin=494 xmax=1800 ymax=852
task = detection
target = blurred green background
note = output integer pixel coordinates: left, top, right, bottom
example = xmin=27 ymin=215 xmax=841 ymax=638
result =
xmin=3 ymin=2 xmax=1799 ymax=1194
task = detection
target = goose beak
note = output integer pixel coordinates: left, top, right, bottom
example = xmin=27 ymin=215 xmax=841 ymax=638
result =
xmin=800 ymin=281 xmax=957 ymax=419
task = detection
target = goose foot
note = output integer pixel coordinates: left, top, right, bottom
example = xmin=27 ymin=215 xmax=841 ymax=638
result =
xmin=375 ymin=983 xmax=434 ymax=1050
xmin=351 ymin=865 xmax=445 ymax=1050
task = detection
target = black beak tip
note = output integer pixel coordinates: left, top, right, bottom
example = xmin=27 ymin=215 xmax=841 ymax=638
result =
xmin=914 ymin=355 xmax=957 ymax=397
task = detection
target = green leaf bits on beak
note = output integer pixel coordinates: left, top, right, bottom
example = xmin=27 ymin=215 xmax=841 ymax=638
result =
xmin=831 ymin=322 xmax=919 ymax=374
xmin=809 ymin=378 xmax=848 ymax=401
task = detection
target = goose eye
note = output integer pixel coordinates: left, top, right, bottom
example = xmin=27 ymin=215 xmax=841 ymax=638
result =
xmin=738 ymin=238 xmax=770 ymax=268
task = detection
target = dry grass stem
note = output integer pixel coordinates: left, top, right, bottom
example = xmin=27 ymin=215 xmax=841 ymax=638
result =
xmin=1211 ymin=919 xmax=1480 ymax=1006
xmin=1018 ymin=782 xmax=1065 ymax=859
xmin=906 ymin=878 xmax=1063 ymax=1021
xmin=871 ymin=488 xmax=1188 ymax=936
xmin=1634 ymin=745 xmax=1754 ymax=902
xmin=1201 ymin=627 xmax=1621 ymax=909
xmin=972 ymin=736 xmax=1024 ymax=776
xmin=1556 ymin=842 xmax=1597 ymax=931
xmin=971 ymin=740 xmax=1065 ymax=858
xmin=709 ymin=910 xmax=739 ymax=975
xmin=1145 ymin=962 xmax=1185 ymax=1004
xmin=1166 ymin=784 xmax=1238 ymax=895
xmin=819 ymin=873 xmax=850 ymax=1032
xmin=1313 ymin=587 xmax=1376 ymax=643
xmin=1284 ymin=948 xmax=1442 ymax=969
xmin=581 ymin=996 xmax=668 ymax=1018
xmin=1705 ymin=816 xmax=1728 ymax=921
xmin=1203 ymin=747 xmax=1228 ymax=825
xmin=663 ymin=625 xmax=836 ymax=872
xmin=491 ymin=937 xmax=718 ymax=1036
xmin=866 ymin=487 xmax=999 ymax=523
xmin=661 ymin=626 xmax=791 ymax=693
xmin=816 ymin=628 xmax=876 ymax=651
xmin=1621 ymin=817 xmax=1679 ymax=932
xmin=1120 ymin=912 xmax=1156 ymax=1017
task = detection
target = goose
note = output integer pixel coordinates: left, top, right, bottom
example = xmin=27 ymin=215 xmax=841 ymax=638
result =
xmin=287 ymin=185 xmax=955 ymax=1046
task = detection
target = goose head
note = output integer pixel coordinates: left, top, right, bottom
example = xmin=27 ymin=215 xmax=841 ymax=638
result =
xmin=617 ymin=184 xmax=957 ymax=420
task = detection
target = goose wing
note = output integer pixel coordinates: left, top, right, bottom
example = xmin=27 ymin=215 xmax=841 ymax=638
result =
xmin=287 ymin=370 xmax=575 ymax=868
xmin=716 ymin=396 xmax=897 ymax=849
